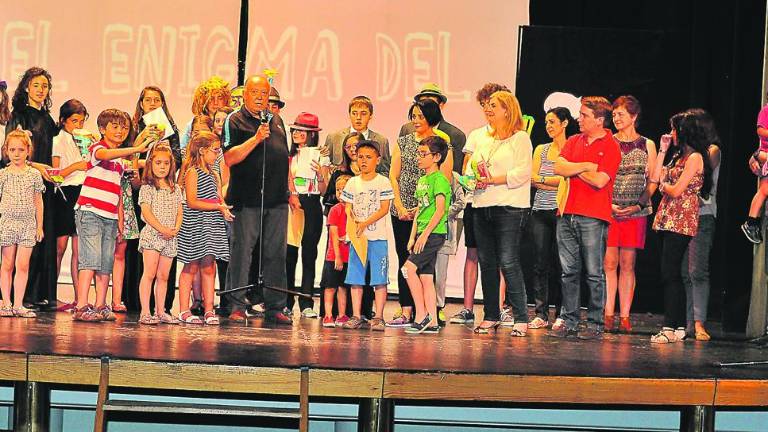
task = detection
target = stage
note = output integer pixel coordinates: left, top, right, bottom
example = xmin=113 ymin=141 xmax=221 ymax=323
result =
xmin=1 ymin=307 xmax=767 ymax=432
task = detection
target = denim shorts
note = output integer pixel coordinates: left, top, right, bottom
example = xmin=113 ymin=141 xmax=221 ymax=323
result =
xmin=76 ymin=210 xmax=118 ymax=274
xmin=345 ymin=239 xmax=389 ymax=287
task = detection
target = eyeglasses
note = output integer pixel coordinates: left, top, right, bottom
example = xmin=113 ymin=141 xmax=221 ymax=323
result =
xmin=417 ymin=151 xmax=436 ymax=158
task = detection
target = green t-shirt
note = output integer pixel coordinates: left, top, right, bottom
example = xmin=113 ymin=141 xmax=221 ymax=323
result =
xmin=415 ymin=170 xmax=452 ymax=235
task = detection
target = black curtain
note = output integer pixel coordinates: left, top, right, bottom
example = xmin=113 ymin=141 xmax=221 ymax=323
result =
xmin=527 ymin=0 xmax=766 ymax=331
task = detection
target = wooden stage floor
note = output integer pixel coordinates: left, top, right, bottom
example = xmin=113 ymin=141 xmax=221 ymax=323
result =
xmin=1 ymin=308 xmax=767 ymax=431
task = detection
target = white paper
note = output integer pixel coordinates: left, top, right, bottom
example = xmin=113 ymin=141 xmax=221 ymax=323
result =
xmin=295 ymin=147 xmax=320 ymax=179
xmin=141 ymin=107 xmax=175 ymax=140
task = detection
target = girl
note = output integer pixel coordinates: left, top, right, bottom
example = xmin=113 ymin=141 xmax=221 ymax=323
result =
xmin=0 ymin=130 xmax=45 ymax=318
xmin=177 ymin=131 xmax=232 ymax=324
xmin=132 ymin=86 xmax=182 ymax=165
xmin=137 ymin=144 xmax=183 ymax=325
xmin=650 ymin=110 xmax=712 ymax=344
xmin=51 ymin=100 xmax=92 ymax=311
xmin=213 ymin=106 xmax=234 ymax=138
xmin=322 ymin=175 xmax=351 ymax=327
xmin=286 ymin=112 xmax=330 ymax=318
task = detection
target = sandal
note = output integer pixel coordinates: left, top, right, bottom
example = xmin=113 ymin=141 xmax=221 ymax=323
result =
xmin=13 ymin=307 xmax=37 ymax=318
xmin=528 ymin=317 xmax=548 ymax=329
xmin=112 ymin=302 xmax=128 ymax=313
xmin=139 ymin=313 xmax=159 ymax=325
xmin=204 ymin=311 xmax=220 ymax=326
xmin=510 ymin=323 xmax=528 ymax=337
xmin=157 ymin=312 xmax=180 ymax=325
xmin=178 ymin=310 xmax=203 ymax=324
xmin=473 ymin=321 xmax=500 ymax=334
xmin=695 ymin=328 xmax=711 ymax=341
xmin=650 ymin=327 xmax=679 ymax=344
xmin=0 ymin=305 xmax=14 ymax=317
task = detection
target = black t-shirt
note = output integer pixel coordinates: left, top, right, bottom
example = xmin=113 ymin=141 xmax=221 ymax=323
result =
xmin=6 ymin=105 xmax=57 ymax=165
xmin=223 ymin=108 xmax=289 ymax=210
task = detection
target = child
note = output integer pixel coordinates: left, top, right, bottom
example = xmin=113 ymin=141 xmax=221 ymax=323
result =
xmin=340 ymin=140 xmax=393 ymax=331
xmin=434 ymin=170 xmax=466 ymax=326
xmin=72 ymin=109 xmax=151 ymax=322
xmin=321 ymin=175 xmax=351 ymax=327
xmin=0 ymin=130 xmax=45 ymax=318
xmin=137 ymin=144 xmax=183 ymax=325
xmin=176 ymin=131 xmax=232 ymax=325
xmin=51 ymin=100 xmax=92 ymax=311
xmin=402 ymin=136 xmax=451 ymax=334
xmin=742 ymin=99 xmax=768 ymax=243
xmin=0 ymin=80 xmax=9 ymax=146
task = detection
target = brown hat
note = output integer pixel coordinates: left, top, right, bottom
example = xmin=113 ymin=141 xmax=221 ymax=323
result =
xmin=269 ymin=87 xmax=285 ymax=108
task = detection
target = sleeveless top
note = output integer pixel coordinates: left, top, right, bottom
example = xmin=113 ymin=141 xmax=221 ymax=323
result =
xmin=391 ymin=133 xmax=424 ymax=215
xmin=699 ymin=146 xmax=720 ymax=217
xmin=532 ymin=142 xmax=557 ymax=211
xmin=612 ymin=135 xmax=652 ymax=218
xmin=652 ymin=154 xmax=703 ymax=237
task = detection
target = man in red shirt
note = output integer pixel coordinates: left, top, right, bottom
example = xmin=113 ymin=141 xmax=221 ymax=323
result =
xmin=550 ymin=96 xmax=621 ymax=340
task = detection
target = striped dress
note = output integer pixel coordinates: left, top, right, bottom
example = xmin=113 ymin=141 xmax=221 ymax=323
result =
xmin=177 ymin=167 xmax=230 ymax=263
xmin=532 ymin=143 xmax=557 ymax=211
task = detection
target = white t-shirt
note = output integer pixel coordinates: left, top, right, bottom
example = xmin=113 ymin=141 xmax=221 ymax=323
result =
xmin=52 ymin=130 xmax=86 ymax=186
xmin=289 ymin=146 xmax=331 ymax=195
xmin=340 ymin=174 xmax=394 ymax=241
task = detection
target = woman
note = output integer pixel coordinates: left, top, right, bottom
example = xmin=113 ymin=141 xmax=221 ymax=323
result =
xmin=468 ymin=91 xmax=531 ymax=335
xmin=604 ymin=96 xmax=657 ymax=333
xmin=5 ymin=67 xmax=58 ymax=309
xmin=528 ymin=107 xmax=570 ymax=330
xmin=650 ymin=110 xmax=712 ymax=344
xmin=681 ymin=109 xmax=721 ymax=341
xmin=285 ymin=112 xmax=330 ymax=317
xmin=179 ymin=76 xmax=231 ymax=151
xmin=388 ymin=99 xmax=453 ymax=326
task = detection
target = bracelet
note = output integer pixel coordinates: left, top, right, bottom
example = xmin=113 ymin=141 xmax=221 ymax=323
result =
xmin=290 ymin=191 xmax=298 ymax=196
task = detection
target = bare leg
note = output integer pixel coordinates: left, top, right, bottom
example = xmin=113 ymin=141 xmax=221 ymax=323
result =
xmin=139 ymin=250 xmax=160 ymax=316
xmin=94 ymin=273 xmax=110 ymax=308
xmin=12 ymin=246 xmax=34 ymax=308
xmin=604 ymin=246 xmax=619 ymax=317
xmin=323 ymin=288 xmax=335 ymax=319
xmin=153 ymin=256 xmax=174 ymax=315
xmin=70 ymin=237 xmax=80 ymax=303
xmin=420 ymin=273 xmax=437 ymax=327
xmin=403 ymin=261 xmax=425 ymax=322
xmin=199 ymin=256 xmax=216 ymax=314
xmin=75 ymin=269 xmax=96 ymax=308
xmin=373 ymin=285 xmax=387 ymax=319
xmin=1 ymin=246 xmax=17 ymax=307
xmin=336 ymin=287 xmax=348 ymax=315
xmin=111 ymin=240 xmax=127 ymax=306
xmin=617 ymin=248 xmax=637 ymax=318
xmin=748 ymin=179 xmax=768 ymax=217
xmin=351 ymin=285 xmax=363 ymax=318
xmin=55 ymin=236 xmax=69 ymax=291
xmin=178 ymin=261 xmax=199 ymax=313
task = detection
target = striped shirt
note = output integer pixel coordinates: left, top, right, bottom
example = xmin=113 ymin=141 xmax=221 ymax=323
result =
xmin=75 ymin=141 xmax=124 ymax=219
xmin=533 ymin=143 xmax=558 ymax=211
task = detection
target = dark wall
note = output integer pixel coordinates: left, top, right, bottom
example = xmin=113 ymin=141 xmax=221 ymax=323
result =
xmin=526 ymin=0 xmax=766 ymax=331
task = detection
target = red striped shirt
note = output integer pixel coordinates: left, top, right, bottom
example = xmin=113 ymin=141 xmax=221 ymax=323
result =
xmin=75 ymin=141 xmax=124 ymax=219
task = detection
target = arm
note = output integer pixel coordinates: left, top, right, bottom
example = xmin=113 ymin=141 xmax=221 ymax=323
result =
xmin=440 ymin=150 xmax=454 ymax=180
xmin=554 ymin=156 xmax=593 ymax=178
xmin=758 ymin=125 xmax=768 ymax=140
xmin=462 ymin=151 xmax=472 ymax=174
xmin=577 ymin=170 xmax=611 ymax=189
xmin=484 ymin=135 xmax=533 ymax=188
xmin=531 ymin=146 xmax=561 ymax=190
xmin=389 ymin=144 xmax=409 ymax=218
xmin=660 ymin=153 xmax=704 ymax=198
xmin=94 ymin=141 xmax=150 ymax=162
xmin=219 ymin=156 xmax=230 ymax=196
xmin=55 ymin=157 xmax=88 ymax=178
xmin=329 ymin=225 xmax=343 ymax=270
xmin=223 ymin=123 xmax=270 ymax=167
xmin=140 ymin=202 xmax=173 ymax=235
xmin=174 ymin=195 xmax=183 ymax=233
xmin=34 ymin=191 xmax=44 ymax=241
xmin=638 ymin=139 xmax=659 ymax=203
xmin=184 ymin=168 xmax=226 ymax=211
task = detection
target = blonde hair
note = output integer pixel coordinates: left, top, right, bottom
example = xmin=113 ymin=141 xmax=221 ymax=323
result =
xmin=2 ymin=129 xmax=34 ymax=160
xmin=143 ymin=143 xmax=177 ymax=189
xmin=191 ymin=76 xmax=231 ymax=116
xmin=489 ymin=91 xmax=525 ymax=138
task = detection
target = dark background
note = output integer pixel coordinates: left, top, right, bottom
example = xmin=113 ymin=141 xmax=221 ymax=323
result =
xmin=519 ymin=0 xmax=766 ymax=331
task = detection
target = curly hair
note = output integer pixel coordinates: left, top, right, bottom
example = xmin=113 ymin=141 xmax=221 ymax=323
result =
xmin=0 ymin=84 xmax=10 ymax=125
xmin=191 ymin=76 xmax=231 ymax=116
xmin=12 ymin=67 xmax=53 ymax=112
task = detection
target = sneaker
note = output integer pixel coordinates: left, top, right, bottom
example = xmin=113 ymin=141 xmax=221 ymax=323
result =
xmin=450 ymin=308 xmax=475 ymax=324
xmin=335 ymin=314 xmax=350 ymax=327
xmin=228 ymin=310 xmax=247 ymax=322
xmin=551 ymin=318 xmax=565 ymax=331
xmin=322 ymin=316 xmax=336 ymax=327
xmin=577 ymin=327 xmax=603 ymax=340
xmin=56 ymin=301 xmax=77 ymax=312
xmin=528 ymin=317 xmax=549 ymax=329
xmin=651 ymin=327 xmax=681 ymax=344
xmin=282 ymin=307 xmax=294 ymax=317
xmin=72 ymin=305 xmax=103 ymax=322
xmin=386 ymin=315 xmax=412 ymax=327
xmin=96 ymin=305 xmax=116 ymax=321
xmin=250 ymin=302 xmax=266 ymax=317
xmin=548 ymin=325 xmax=577 ymax=338
xmin=266 ymin=312 xmax=293 ymax=325
xmin=499 ymin=310 xmax=515 ymax=327
xmin=301 ymin=308 xmax=318 ymax=318
xmin=422 ymin=326 xmax=440 ymax=334
xmin=111 ymin=302 xmax=127 ymax=313
xmin=405 ymin=315 xmax=432 ymax=334
xmin=742 ymin=221 xmax=763 ymax=244
xmin=342 ymin=316 xmax=366 ymax=329
xmin=370 ymin=318 xmax=386 ymax=332
xmin=437 ymin=308 xmax=446 ymax=327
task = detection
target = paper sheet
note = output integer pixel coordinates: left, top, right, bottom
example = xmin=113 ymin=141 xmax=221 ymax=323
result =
xmin=142 ymin=107 xmax=175 ymax=140
xmin=295 ymin=147 xmax=320 ymax=179
xmin=346 ymin=215 xmax=368 ymax=265
xmin=287 ymin=207 xmax=305 ymax=247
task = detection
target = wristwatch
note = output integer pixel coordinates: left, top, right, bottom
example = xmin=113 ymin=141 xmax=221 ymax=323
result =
xmin=539 ymin=176 xmax=546 ymax=184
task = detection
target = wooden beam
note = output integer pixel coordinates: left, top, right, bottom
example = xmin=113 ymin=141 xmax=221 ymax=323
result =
xmin=309 ymin=369 xmax=384 ymax=398
xmin=0 ymin=352 xmax=26 ymax=381
xmin=383 ymin=373 xmax=717 ymax=405
xmin=715 ymin=380 xmax=768 ymax=406
xmin=28 ymin=355 xmax=100 ymax=385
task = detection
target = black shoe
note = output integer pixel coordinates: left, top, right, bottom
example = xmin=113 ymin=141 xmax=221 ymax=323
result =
xmin=548 ymin=326 xmax=578 ymax=338
xmin=742 ymin=221 xmax=763 ymax=244
xmin=577 ymin=327 xmax=603 ymax=340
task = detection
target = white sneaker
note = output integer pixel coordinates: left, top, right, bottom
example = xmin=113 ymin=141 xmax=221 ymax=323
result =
xmin=499 ymin=310 xmax=515 ymax=327
xmin=301 ymin=308 xmax=318 ymax=318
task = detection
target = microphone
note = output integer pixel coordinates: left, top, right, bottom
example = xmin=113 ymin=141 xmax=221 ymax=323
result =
xmin=259 ymin=109 xmax=272 ymax=125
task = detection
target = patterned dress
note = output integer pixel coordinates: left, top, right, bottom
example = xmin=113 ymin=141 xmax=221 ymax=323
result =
xmin=138 ymin=185 xmax=183 ymax=257
xmin=120 ymin=178 xmax=140 ymax=240
xmin=391 ymin=133 xmax=423 ymax=215
xmin=177 ymin=167 xmax=230 ymax=263
xmin=613 ymin=136 xmax=652 ymax=218
xmin=652 ymin=154 xmax=704 ymax=237
xmin=0 ymin=166 xmax=46 ymax=247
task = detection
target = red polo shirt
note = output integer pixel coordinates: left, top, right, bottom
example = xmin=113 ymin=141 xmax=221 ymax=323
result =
xmin=560 ymin=130 xmax=621 ymax=223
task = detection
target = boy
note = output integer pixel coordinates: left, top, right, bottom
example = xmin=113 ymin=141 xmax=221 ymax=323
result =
xmin=72 ymin=109 xmax=151 ymax=321
xmin=322 ymin=175 xmax=351 ymax=327
xmin=435 ymin=170 xmax=466 ymax=326
xmin=402 ymin=136 xmax=451 ymax=334
xmin=340 ymin=140 xmax=393 ymax=331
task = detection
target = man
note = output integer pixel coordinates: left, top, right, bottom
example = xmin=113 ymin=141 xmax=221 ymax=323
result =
xmin=325 ymin=95 xmax=390 ymax=175
xmin=551 ymin=96 xmax=621 ymax=340
xmin=223 ymin=75 xmax=294 ymax=324
xmin=399 ymin=83 xmax=466 ymax=174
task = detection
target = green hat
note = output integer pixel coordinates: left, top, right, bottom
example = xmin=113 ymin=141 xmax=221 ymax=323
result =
xmin=414 ymin=83 xmax=447 ymax=104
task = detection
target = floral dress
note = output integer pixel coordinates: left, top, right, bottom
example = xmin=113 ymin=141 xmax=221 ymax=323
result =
xmin=652 ymin=154 xmax=703 ymax=237
xmin=120 ymin=177 xmax=140 ymax=240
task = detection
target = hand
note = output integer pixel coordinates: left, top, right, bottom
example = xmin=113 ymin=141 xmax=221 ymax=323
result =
xmin=582 ymin=162 xmax=598 ymax=173
xmin=218 ymin=203 xmax=235 ymax=221
xmin=319 ymin=145 xmax=330 ymax=157
xmin=407 ymin=237 xmax=415 ymax=253
xmin=611 ymin=204 xmax=623 ymax=215
xmin=614 ymin=205 xmax=640 ymax=218
xmin=36 ymin=227 xmax=44 ymax=242
xmin=289 ymin=194 xmax=301 ymax=211
xmin=135 ymin=135 xmax=152 ymax=153
xmin=355 ymin=219 xmax=369 ymax=237
xmin=395 ymin=203 xmax=410 ymax=220
xmin=334 ymin=257 xmax=343 ymax=271
xmin=477 ymin=176 xmax=493 ymax=188
xmin=255 ymin=123 xmax=271 ymax=144
xmin=660 ymin=134 xmax=672 ymax=152
xmin=413 ymin=233 xmax=429 ymax=254
xmin=310 ymin=160 xmax=321 ymax=173
xmin=750 ymin=155 xmax=761 ymax=176
xmin=39 ymin=168 xmax=54 ymax=183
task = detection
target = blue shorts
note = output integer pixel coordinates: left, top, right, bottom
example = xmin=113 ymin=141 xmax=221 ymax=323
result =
xmin=76 ymin=210 xmax=118 ymax=274
xmin=345 ymin=239 xmax=389 ymax=287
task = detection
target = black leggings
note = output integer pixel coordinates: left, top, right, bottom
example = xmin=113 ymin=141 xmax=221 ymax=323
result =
xmin=391 ymin=215 xmax=415 ymax=309
xmin=286 ymin=195 xmax=323 ymax=311
xmin=660 ymin=231 xmax=692 ymax=329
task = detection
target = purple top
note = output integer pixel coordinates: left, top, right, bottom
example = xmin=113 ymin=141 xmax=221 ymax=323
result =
xmin=757 ymin=104 xmax=768 ymax=151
